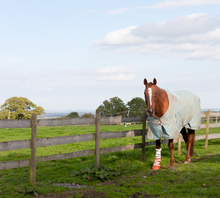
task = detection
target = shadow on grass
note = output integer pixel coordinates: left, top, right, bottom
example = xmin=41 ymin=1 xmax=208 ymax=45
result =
xmin=192 ymin=153 xmax=220 ymax=164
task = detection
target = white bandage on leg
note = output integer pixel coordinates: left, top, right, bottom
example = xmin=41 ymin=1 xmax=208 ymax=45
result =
xmin=155 ymin=148 xmax=162 ymax=159
xmin=153 ymin=148 xmax=162 ymax=170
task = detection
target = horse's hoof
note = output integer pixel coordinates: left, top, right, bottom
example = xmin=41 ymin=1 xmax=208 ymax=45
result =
xmin=184 ymin=159 xmax=191 ymax=164
xmin=152 ymin=165 xmax=160 ymax=170
xmin=168 ymin=166 xmax=175 ymax=170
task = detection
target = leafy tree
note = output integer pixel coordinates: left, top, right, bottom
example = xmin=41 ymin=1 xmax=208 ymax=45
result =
xmin=98 ymin=97 xmax=127 ymax=116
xmin=0 ymin=97 xmax=45 ymax=119
xmin=126 ymin=97 xmax=147 ymax=116
xmin=66 ymin=112 xmax=79 ymax=118
xmin=81 ymin=113 xmax=94 ymax=118
xmin=97 ymin=100 xmax=111 ymax=117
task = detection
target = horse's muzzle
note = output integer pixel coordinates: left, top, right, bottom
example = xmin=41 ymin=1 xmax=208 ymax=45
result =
xmin=147 ymin=109 xmax=156 ymax=117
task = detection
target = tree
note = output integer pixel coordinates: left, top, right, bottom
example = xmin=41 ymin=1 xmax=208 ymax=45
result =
xmin=126 ymin=97 xmax=147 ymax=116
xmin=81 ymin=113 xmax=94 ymax=118
xmin=0 ymin=97 xmax=45 ymax=119
xmin=66 ymin=112 xmax=79 ymax=118
xmin=97 ymin=97 xmax=127 ymax=116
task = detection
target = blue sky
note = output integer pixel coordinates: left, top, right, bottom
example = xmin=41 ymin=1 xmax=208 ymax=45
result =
xmin=0 ymin=0 xmax=220 ymax=112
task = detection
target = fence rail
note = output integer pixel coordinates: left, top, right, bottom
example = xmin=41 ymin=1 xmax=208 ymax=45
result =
xmin=0 ymin=110 xmax=220 ymax=185
xmin=1 ymin=132 xmax=220 ymax=171
xmin=0 ymin=112 xmax=218 ymax=128
xmin=1 ymin=124 xmax=219 ymax=152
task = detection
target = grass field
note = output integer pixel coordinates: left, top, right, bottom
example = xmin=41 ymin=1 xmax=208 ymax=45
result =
xmin=0 ymin=124 xmax=220 ymax=197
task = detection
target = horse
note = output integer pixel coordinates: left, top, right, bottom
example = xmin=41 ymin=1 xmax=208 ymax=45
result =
xmin=143 ymin=78 xmax=201 ymax=170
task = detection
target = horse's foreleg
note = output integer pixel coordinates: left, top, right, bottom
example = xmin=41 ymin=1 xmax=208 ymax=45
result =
xmin=184 ymin=129 xmax=195 ymax=164
xmin=152 ymin=139 xmax=161 ymax=170
xmin=168 ymin=139 xmax=175 ymax=169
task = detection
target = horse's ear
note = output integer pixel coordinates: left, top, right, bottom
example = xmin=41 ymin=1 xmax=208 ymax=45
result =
xmin=144 ymin=78 xmax=148 ymax=85
xmin=153 ymin=78 xmax=157 ymax=85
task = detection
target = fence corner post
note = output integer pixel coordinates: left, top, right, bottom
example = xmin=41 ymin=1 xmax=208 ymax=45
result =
xmin=95 ymin=110 xmax=100 ymax=168
xmin=142 ymin=109 xmax=146 ymax=162
xmin=30 ymin=114 xmax=37 ymax=186
xmin=205 ymin=109 xmax=210 ymax=149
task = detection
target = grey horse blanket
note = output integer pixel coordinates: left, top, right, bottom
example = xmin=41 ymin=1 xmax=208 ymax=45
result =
xmin=147 ymin=89 xmax=201 ymax=140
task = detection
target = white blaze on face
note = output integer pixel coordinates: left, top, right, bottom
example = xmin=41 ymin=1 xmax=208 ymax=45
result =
xmin=148 ymin=88 xmax=152 ymax=107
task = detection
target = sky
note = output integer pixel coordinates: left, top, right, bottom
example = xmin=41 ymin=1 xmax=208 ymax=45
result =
xmin=0 ymin=0 xmax=220 ymax=112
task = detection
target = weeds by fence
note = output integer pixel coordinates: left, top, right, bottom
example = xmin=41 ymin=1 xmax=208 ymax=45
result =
xmin=0 ymin=110 xmax=220 ymax=185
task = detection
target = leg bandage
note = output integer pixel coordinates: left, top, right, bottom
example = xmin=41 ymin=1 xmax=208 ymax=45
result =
xmin=152 ymin=148 xmax=162 ymax=170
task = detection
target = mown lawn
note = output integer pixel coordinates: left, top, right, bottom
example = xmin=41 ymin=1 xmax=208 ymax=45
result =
xmin=0 ymin=124 xmax=220 ymax=197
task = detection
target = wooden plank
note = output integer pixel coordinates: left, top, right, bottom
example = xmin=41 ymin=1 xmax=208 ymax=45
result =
xmin=1 ymin=127 xmax=220 ymax=152
xmin=30 ymin=114 xmax=37 ymax=186
xmin=0 ymin=131 xmax=142 ymax=151
xmin=200 ymin=123 xmax=220 ymax=129
xmin=0 ymin=159 xmax=30 ymax=170
xmin=2 ymin=133 xmax=220 ymax=171
xmin=95 ymin=110 xmax=100 ymax=168
xmin=36 ymin=134 xmax=95 ymax=147
xmin=0 ymin=150 xmax=95 ymax=170
xmin=0 ymin=119 xmax=31 ymax=128
xmin=0 ymin=115 xmax=219 ymax=129
xmin=100 ymin=143 xmax=142 ymax=154
xmin=0 ymin=141 xmax=168 ymax=170
xmin=100 ymin=130 xmax=142 ymax=139
xmin=208 ymin=133 xmax=220 ymax=139
xmin=100 ymin=116 xmax=121 ymax=125
xmin=36 ymin=149 xmax=94 ymax=162
xmin=0 ymin=134 xmax=95 ymax=151
xmin=0 ymin=140 xmax=30 ymax=151
xmin=142 ymin=110 xmax=146 ymax=162
xmin=195 ymin=133 xmax=220 ymax=140
xmin=195 ymin=134 xmax=206 ymax=141
xmin=38 ymin=117 xmax=95 ymax=127
xmin=209 ymin=123 xmax=220 ymax=128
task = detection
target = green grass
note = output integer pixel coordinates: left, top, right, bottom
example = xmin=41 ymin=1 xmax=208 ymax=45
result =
xmin=0 ymin=124 xmax=220 ymax=197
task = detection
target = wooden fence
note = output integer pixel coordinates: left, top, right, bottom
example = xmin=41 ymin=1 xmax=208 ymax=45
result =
xmin=0 ymin=110 xmax=220 ymax=185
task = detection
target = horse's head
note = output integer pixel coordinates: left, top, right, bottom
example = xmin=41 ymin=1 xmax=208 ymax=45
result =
xmin=143 ymin=78 xmax=158 ymax=117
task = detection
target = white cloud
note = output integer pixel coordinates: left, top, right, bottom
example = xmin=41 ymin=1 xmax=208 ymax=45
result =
xmin=107 ymin=8 xmax=130 ymax=15
xmin=95 ymin=26 xmax=141 ymax=46
xmin=97 ymin=66 xmax=134 ymax=74
xmin=96 ymin=13 xmax=220 ymax=60
xmin=143 ymin=0 xmax=220 ymax=9
xmin=132 ymin=14 xmax=220 ymax=38
xmin=97 ymin=66 xmax=135 ymax=81
xmin=99 ymin=74 xmax=135 ymax=81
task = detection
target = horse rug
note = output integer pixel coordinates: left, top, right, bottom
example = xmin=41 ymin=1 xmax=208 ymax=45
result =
xmin=147 ymin=89 xmax=201 ymax=140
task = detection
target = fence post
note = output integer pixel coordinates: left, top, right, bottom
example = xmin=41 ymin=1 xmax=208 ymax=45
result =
xmin=178 ymin=133 xmax=181 ymax=155
xmin=30 ymin=114 xmax=37 ymax=186
xmin=205 ymin=110 xmax=210 ymax=149
xmin=142 ymin=110 xmax=146 ymax=162
xmin=95 ymin=110 xmax=100 ymax=168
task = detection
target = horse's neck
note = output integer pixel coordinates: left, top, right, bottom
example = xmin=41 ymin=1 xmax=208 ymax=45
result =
xmin=155 ymin=88 xmax=169 ymax=119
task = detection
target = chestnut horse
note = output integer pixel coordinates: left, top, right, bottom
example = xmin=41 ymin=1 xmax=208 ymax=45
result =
xmin=144 ymin=78 xmax=201 ymax=170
